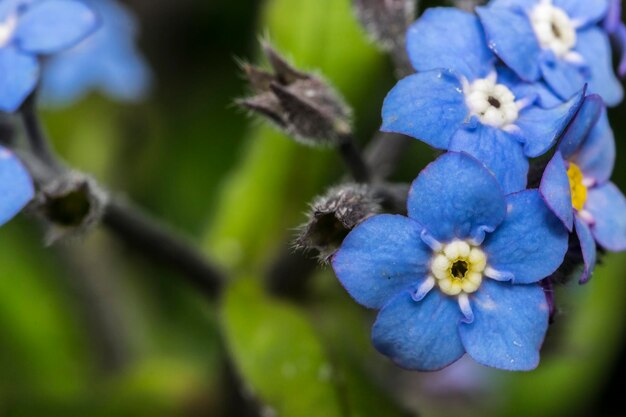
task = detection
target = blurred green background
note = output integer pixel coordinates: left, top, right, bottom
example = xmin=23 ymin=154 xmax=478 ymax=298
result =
xmin=2 ymin=0 xmax=626 ymax=415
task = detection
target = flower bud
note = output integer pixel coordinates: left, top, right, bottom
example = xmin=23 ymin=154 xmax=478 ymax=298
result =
xmin=34 ymin=172 xmax=107 ymax=244
xmin=296 ymin=183 xmax=409 ymax=261
xmin=238 ymin=43 xmax=352 ymax=146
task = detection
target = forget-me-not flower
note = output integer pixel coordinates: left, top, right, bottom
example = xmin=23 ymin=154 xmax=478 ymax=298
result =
xmin=477 ymin=0 xmax=623 ymax=106
xmin=332 ymin=152 xmax=568 ymax=371
xmin=382 ymin=7 xmax=584 ymax=195
xmin=41 ymin=0 xmax=152 ymax=106
xmin=0 ymin=0 xmax=98 ymax=112
xmin=540 ymin=95 xmax=626 ymax=283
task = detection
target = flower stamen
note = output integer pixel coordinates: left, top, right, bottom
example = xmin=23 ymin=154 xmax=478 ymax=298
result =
xmin=567 ymin=162 xmax=588 ymax=211
xmin=530 ymin=1 xmax=577 ymax=57
xmin=430 ymin=240 xmax=487 ymax=296
xmin=464 ymin=75 xmax=519 ymax=128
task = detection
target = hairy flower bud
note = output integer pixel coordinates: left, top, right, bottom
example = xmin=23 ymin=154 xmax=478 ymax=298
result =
xmin=34 ymin=172 xmax=107 ymax=244
xmin=296 ymin=183 xmax=408 ymax=261
xmin=238 ymin=43 xmax=352 ymax=146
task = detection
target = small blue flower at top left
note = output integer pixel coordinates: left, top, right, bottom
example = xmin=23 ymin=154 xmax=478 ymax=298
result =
xmin=41 ymin=0 xmax=152 ymax=106
xmin=0 ymin=0 xmax=99 ymax=112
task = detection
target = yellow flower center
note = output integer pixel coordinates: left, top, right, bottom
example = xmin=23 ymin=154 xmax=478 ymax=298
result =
xmin=430 ymin=240 xmax=487 ymax=296
xmin=567 ymin=162 xmax=587 ymax=211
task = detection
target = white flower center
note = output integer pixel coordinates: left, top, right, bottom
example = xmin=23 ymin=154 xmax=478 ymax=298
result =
xmin=0 ymin=14 xmax=17 ymax=48
xmin=530 ymin=1 xmax=577 ymax=57
xmin=429 ymin=240 xmax=487 ymax=296
xmin=464 ymin=74 xmax=519 ymax=128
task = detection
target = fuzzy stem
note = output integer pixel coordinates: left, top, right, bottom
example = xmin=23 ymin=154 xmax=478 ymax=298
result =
xmin=337 ymin=132 xmax=371 ymax=183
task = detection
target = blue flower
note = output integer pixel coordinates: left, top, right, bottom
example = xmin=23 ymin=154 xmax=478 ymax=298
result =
xmin=41 ymin=0 xmax=152 ymax=106
xmin=382 ymin=7 xmax=583 ymax=195
xmin=540 ymin=95 xmax=626 ymax=283
xmin=477 ymin=0 xmax=623 ymax=106
xmin=0 ymin=146 xmax=34 ymax=224
xmin=0 ymin=0 xmax=98 ymax=112
xmin=604 ymin=0 xmax=626 ymax=78
xmin=332 ymin=152 xmax=568 ymax=371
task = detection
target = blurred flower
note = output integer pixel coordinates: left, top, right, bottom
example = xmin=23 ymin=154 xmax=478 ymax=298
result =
xmin=477 ymin=0 xmax=623 ymax=106
xmin=0 ymin=146 xmax=34 ymax=224
xmin=332 ymin=152 xmax=568 ymax=371
xmin=41 ymin=0 xmax=152 ymax=106
xmin=238 ymin=43 xmax=352 ymax=146
xmin=540 ymin=95 xmax=626 ymax=283
xmin=0 ymin=0 xmax=98 ymax=112
xmin=382 ymin=7 xmax=584 ymax=194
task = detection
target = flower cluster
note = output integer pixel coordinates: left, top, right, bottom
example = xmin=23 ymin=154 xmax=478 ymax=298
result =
xmin=332 ymin=1 xmax=626 ymax=371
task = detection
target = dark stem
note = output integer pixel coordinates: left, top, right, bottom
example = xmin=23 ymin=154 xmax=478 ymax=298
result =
xmin=102 ymin=197 xmax=225 ymax=300
xmin=20 ymin=94 xmax=64 ymax=173
xmin=337 ymin=133 xmax=371 ymax=183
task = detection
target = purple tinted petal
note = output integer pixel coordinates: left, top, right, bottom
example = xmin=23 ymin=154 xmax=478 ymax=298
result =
xmin=575 ymin=216 xmax=597 ymax=284
xmin=483 ymin=190 xmax=569 ymax=284
xmin=407 ymin=7 xmax=494 ymax=80
xmin=407 ymin=152 xmax=506 ymax=244
xmin=459 ymin=280 xmax=549 ymax=371
xmin=449 ymin=125 xmax=528 ymax=195
xmin=476 ymin=6 xmax=542 ymax=82
xmin=573 ymin=109 xmax=615 ymax=184
xmin=332 ymin=215 xmax=432 ymax=309
xmin=372 ymin=290 xmax=465 ymax=371
xmin=558 ymin=94 xmax=604 ymax=159
xmin=381 ymin=70 xmax=466 ymax=150
xmin=586 ymin=182 xmax=626 ymax=251
xmin=540 ymin=152 xmax=574 ymax=231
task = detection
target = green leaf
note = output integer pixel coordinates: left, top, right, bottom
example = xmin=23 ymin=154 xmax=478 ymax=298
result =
xmin=222 ymin=278 xmax=344 ymax=417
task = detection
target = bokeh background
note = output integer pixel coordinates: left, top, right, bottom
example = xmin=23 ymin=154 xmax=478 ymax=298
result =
xmin=1 ymin=0 xmax=626 ymax=415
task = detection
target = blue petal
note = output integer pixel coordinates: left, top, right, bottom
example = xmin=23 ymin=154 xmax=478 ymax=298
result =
xmin=586 ymin=182 xmax=626 ymax=251
xmin=488 ymin=0 xmax=537 ymax=9
xmin=381 ymin=70 xmax=466 ymax=150
xmin=540 ymin=152 xmax=574 ymax=231
xmin=476 ymin=6 xmax=542 ymax=82
xmin=513 ymin=87 xmax=585 ymax=157
xmin=573 ymin=110 xmax=615 ymax=185
xmin=332 ymin=215 xmax=432 ymax=309
xmin=0 ymin=46 xmax=38 ymax=112
xmin=554 ymin=0 xmax=609 ymax=27
xmin=15 ymin=0 xmax=99 ymax=54
xmin=540 ymin=59 xmax=586 ymax=102
xmin=558 ymin=94 xmax=604 ymax=159
xmin=407 ymin=152 xmax=506 ymax=244
xmin=575 ymin=217 xmax=597 ymax=284
xmin=483 ymin=190 xmax=569 ymax=284
xmin=372 ymin=290 xmax=464 ymax=371
xmin=459 ymin=280 xmax=549 ymax=371
xmin=495 ymin=65 xmax=562 ymax=108
xmin=0 ymin=147 xmax=34 ymax=225
xmin=576 ymin=27 xmax=623 ymax=107
xmin=406 ymin=7 xmax=494 ymax=80
xmin=449 ymin=125 xmax=528 ymax=194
